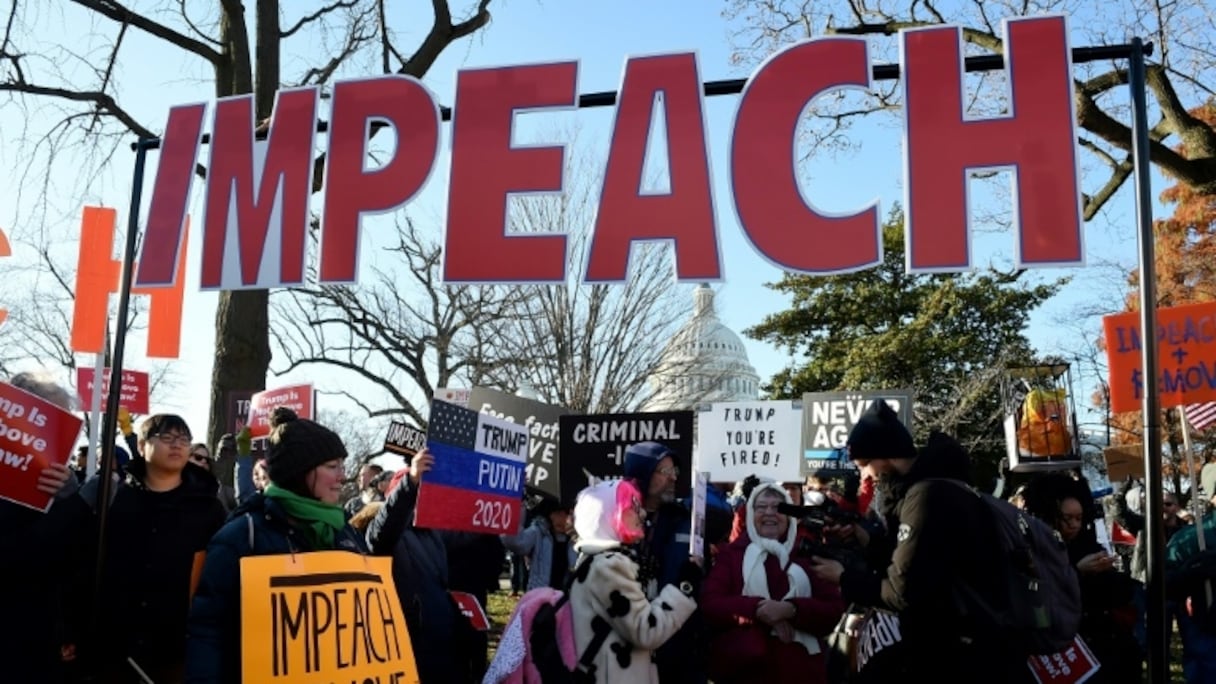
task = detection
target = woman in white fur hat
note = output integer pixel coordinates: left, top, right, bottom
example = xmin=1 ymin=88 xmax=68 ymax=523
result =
xmin=566 ymin=478 xmax=699 ymax=684
xmin=700 ymin=481 xmax=846 ymax=683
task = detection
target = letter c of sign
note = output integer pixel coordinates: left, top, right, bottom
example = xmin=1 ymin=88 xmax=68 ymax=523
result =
xmin=0 ymin=227 xmax=10 ymax=327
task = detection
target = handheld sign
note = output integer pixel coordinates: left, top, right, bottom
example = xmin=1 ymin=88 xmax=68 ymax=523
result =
xmin=468 ymin=387 xmax=573 ymax=502
xmin=558 ymin=410 xmax=694 ymax=505
xmin=240 ymin=551 xmax=419 ymax=684
xmin=801 ymin=390 xmax=912 ymax=475
xmin=383 ymin=421 xmax=426 ymax=458
xmin=248 ymin=383 xmax=315 ymax=439
xmin=697 ymin=400 xmax=802 ymax=483
xmin=415 ymin=400 xmax=528 ymax=535
xmin=1026 ymin=635 xmax=1101 ymax=684
xmin=1103 ymin=301 xmax=1216 ymax=414
xmin=0 ymin=381 xmax=84 ymax=512
xmin=75 ymin=367 xmax=151 ymax=415
xmin=450 ymin=591 xmax=490 ymax=631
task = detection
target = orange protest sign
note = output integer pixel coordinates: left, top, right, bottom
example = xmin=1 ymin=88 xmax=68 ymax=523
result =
xmin=240 ymin=551 xmax=418 ymax=684
xmin=70 ymin=206 xmax=187 ymax=358
xmin=1103 ymin=301 xmax=1216 ymax=414
xmin=0 ymin=381 xmax=84 ymax=511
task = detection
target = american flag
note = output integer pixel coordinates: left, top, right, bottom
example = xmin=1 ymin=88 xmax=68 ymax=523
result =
xmin=1183 ymin=402 xmax=1216 ymax=431
xmin=427 ymin=399 xmax=478 ymax=450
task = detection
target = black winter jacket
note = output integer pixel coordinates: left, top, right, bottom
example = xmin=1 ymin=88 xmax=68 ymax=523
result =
xmin=838 ymin=438 xmax=1033 ymax=683
xmin=53 ymin=458 xmax=227 ymax=683
xmin=367 ymin=478 xmax=470 ymax=684
xmin=184 ymin=492 xmax=368 ymax=683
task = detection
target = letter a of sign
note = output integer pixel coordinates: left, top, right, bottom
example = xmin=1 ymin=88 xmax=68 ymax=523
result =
xmin=71 ymin=207 xmax=187 ymax=358
xmin=901 ymin=15 xmax=1084 ymax=272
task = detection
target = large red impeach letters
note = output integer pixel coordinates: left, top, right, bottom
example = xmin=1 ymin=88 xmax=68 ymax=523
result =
xmin=133 ymin=16 xmax=1084 ymax=292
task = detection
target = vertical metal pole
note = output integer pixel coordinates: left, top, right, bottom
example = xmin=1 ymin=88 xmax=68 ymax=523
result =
xmin=90 ymin=139 xmax=151 ymax=640
xmin=1128 ymin=38 xmax=1168 ymax=683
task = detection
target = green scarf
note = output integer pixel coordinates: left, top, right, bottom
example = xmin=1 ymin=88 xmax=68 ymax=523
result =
xmin=263 ymin=484 xmax=347 ymax=549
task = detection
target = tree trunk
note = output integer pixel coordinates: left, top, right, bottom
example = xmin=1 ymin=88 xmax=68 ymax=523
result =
xmin=205 ymin=3 xmax=269 ymax=450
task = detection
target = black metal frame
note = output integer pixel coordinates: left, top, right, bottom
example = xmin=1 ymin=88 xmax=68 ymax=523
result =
xmin=98 ymin=37 xmax=1168 ymax=681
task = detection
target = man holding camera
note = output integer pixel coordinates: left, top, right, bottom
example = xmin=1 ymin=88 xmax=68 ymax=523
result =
xmin=807 ymin=400 xmax=1031 ymax=682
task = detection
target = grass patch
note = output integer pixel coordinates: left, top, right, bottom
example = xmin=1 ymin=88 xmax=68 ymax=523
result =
xmin=486 ymin=589 xmax=520 ymax=660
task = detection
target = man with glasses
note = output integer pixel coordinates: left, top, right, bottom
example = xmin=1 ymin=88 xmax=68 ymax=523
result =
xmin=622 ymin=441 xmax=707 ymax=684
xmin=50 ymin=413 xmax=227 ymax=684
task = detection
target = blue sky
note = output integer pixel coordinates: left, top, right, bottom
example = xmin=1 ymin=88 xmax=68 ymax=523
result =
xmin=0 ymin=1 xmax=1152 ymax=444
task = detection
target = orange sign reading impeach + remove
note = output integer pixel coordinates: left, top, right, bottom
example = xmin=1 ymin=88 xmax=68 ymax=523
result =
xmin=1102 ymin=301 xmax=1216 ymax=414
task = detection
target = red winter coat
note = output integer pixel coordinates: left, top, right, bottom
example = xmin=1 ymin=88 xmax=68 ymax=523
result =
xmin=701 ymin=536 xmax=845 ymax=684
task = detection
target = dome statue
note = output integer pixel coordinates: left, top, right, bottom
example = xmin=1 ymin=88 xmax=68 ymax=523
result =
xmin=642 ymin=284 xmax=761 ymax=412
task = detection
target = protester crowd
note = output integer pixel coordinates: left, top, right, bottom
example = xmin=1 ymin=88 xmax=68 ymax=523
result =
xmin=4 ymin=369 xmax=1216 ymax=683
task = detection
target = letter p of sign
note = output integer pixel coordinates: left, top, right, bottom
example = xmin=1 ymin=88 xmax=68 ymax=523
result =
xmin=71 ymin=207 xmax=187 ymax=358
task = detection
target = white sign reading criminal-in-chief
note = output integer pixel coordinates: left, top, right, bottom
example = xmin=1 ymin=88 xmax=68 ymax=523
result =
xmin=697 ymin=400 xmax=803 ymax=483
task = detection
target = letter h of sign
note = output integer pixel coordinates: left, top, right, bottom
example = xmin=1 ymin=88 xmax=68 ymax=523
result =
xmin=71 ymin=206 xmax=187 ymax=358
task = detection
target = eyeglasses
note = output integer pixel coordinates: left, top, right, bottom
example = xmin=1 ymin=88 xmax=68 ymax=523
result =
xmin=753 ymin=503 xmax=781 ymax=513
xmin=657 ymin=466 xmax=680 ymax=478
xmin=155 ymin=433 xmax=192 ymax=447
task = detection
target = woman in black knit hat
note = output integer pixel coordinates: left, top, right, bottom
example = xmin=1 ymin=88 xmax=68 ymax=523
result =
xmin=184 ymin=407 xmax=369 ymax=683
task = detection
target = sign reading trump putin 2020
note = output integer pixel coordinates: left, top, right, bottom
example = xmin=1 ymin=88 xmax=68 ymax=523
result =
xmin=130 ymin=15 xmax=1084 ymax=295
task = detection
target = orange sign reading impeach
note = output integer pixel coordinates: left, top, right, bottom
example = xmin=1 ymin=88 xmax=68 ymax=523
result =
xmin=1103 ymin=301 xmax=1216 ymax=414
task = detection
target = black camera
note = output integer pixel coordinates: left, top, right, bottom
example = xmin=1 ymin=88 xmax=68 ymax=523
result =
xmin=776 ymin=500 xmax=862 ymax=529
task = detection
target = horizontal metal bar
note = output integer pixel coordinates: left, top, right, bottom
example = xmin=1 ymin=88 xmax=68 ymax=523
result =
xmin=132 ymin=41 xmax=1152 ymax=152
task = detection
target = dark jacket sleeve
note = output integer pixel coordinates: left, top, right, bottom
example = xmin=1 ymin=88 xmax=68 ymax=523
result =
xmin=367 ymin=478 xmax=418 ymax=556
xmin=185 ymin=519 xmax=248 ymax=684
xmin=840 ymin=482 xmax=948 ymax=612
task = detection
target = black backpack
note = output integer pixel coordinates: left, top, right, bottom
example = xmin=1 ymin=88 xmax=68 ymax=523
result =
xmin=946 ymin=481 xmax=1082 ymax=655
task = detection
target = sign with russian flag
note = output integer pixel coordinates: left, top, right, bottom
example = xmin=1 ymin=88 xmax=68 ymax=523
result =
xmin=415 ymin=399 xmax=529 ymax=535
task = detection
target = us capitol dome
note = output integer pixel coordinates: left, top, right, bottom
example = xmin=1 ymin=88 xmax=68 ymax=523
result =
xmin=642 ymin=284 xmax=761 ymax=411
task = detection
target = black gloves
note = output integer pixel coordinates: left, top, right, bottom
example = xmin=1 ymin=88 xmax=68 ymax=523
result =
xmin=677 ymin=558 xmax=703 ymax=597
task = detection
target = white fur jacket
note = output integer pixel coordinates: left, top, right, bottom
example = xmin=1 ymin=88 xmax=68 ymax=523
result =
xmin=567 ymin=549 xmax=696 ymax=684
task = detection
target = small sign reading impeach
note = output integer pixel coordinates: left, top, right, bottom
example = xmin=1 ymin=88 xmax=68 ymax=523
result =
xmin=240 ymin=551 xmax=419 ymax=684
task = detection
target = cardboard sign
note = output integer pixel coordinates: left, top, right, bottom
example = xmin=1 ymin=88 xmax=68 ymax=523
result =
xmin=383 ymin=421 xmax=426 ymax=458
xmin=801 ymin=390 xmax=912 ymax=475
xmin=1103 ymin=301 xmax=1216 ymax=414
xmin=689 ymin=471 xmax=708 ymax=558
xmin=239 ymin=551 xmax=419 ymax=684
xmin=697 ymin=400 xmax=802 ymax=483
xmin=468 ymin=387 xmax=573 ymax=501
xmin=450 ymin=591 xmax=490 ymax=632
xmin=248 ymin=384 xmax=315 ymax=439
xmin=1026 ymin=635 xmax=1101 ymax=684
xmin=1103 ymin=444 xmax=1144 ymax=481
xmin=0 ymin=381 xmax=86 ymax=511
xmin=76 ymin=367 xmax=150 ymax=415
xmin=558 ymin=410 xmax=694 ymax=505
xmin=415 ymin=400 xmax=528 ymax=535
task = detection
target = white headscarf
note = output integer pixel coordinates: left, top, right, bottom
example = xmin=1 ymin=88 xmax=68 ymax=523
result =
xmin=742 ymin=483 xmax=819 ymax=655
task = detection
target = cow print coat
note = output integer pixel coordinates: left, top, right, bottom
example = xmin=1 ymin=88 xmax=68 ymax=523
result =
xmin=567 ymin=549 xmax=697 ymax=684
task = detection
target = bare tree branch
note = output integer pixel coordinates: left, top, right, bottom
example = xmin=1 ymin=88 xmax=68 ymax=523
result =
xmin=282 ymin=0 xmax=360 ymax=38
xmin=69 ymin=0 xmax=222 ymax=64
